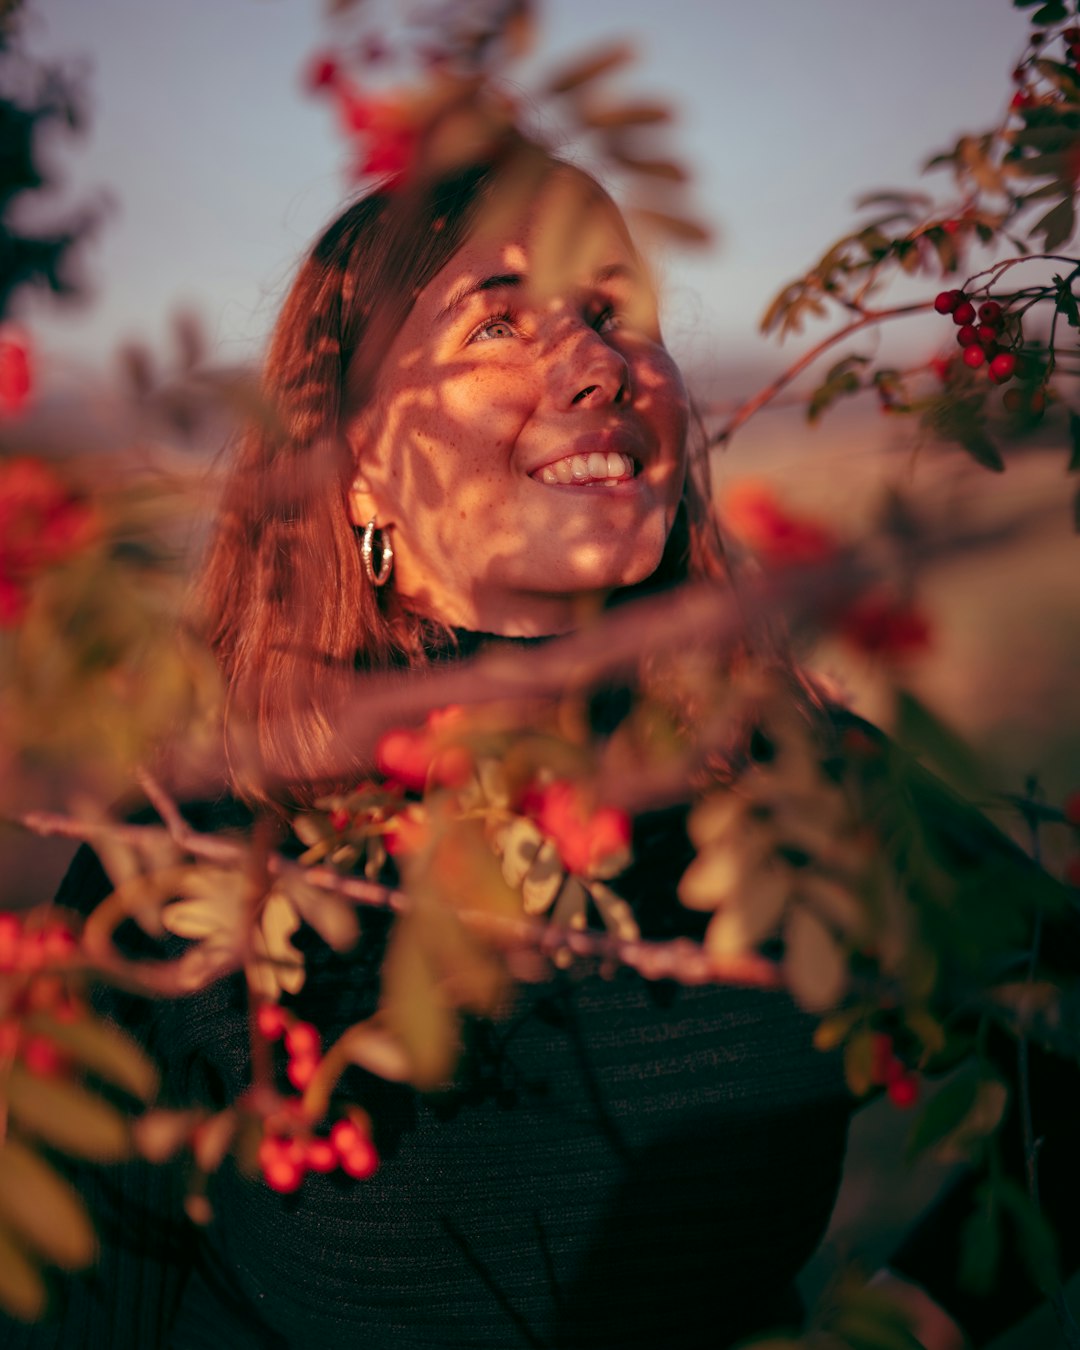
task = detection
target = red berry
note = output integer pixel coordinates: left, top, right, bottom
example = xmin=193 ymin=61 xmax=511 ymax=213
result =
xmin=1011 ymin=89 xmax=1034 ymax=110
xmin=1065 ymin=27 xmax=1080 ymax=42
xmin=304 ymin=1138 xmax=338 ymax=1173
xmin=1064 ymin=791 xmax=1080 ymax=826
xmin=286 ymin=1053 xmax=319 ymax=1091
xmin=962 ymin=345 xmax=986 ymax=369
xmin=956 ymin=325 xmax=979 ymax=348
xmin=256 ymin=1002 xmax=288 ymax=1041
xmin=1065 ymin=855 xmax=1080 ymax=889
xmin=330 ymin=1119 xmax=364 ymax=1154
xmin=976 ymin=324 xmax=999 ymax=348
xmin=952 ymin=301 xmax=976 ymax=326
xmin=303 ymin=53 xmax=340 ymax=93
xmin=887 ymin=1073 xmax=920 ymax=1109
xmin=329 ymin=807 xmax=351 ymax=832
xmin=338 ymin=1139 xmax=379 ymax=1179
xmin=978 ymin=301 xmax=1003 ymax=325
xmin=284 ymin=1021 xmax=321 ymax=1059
xmin=20 ymin=1034 xmax=69 ymax=1077
xmin=988 ymin=352 xmax=1016 ymax=384
xmin=259 ymin=1135 xmax=306 ymax=1194
xmin=934 ymin=289 xmax=961 ymax=315
xmin=928 ymin=356 xmax=952 ymax=382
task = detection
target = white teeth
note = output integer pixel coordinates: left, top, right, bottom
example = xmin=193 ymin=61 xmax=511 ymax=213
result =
xmin=533 ymin=451 xmax=636 ymax=484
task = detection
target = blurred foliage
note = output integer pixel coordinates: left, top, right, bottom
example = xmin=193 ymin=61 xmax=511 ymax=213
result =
xmin=1 ymin=0 xmax=1079 ymax=1344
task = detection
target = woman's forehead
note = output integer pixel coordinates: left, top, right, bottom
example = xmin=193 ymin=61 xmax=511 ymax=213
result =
xmin=420 ymin=185 xmax=644 ymax=314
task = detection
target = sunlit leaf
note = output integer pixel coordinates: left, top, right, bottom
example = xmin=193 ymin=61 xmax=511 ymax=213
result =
xmin=544 ymin=42 xmax=635 ymax=95
xmin=336 ymin=1017 xmax=412 ymax=1082
xmin=6 ymin=1064 xmax=131 ymax=1161
xmin=784 ymin=905 xmax=847 ymax=1012
xmin=500 ymin=815 xmax=544 ymax=888
xmin=133 ymin=1108 xmax=201 ymax=1163
xmin=282 ymin=875 xmax=359 ymax=952
xmin=704 ymin=865 xmax=789 ymax=957
xmin=522 ymin=838 xmax=563 ymax=914
xmin=628 ymin=207 xmax=711 ymax=245
xmin=0 ymin=1136 xmax=97 ymax=1270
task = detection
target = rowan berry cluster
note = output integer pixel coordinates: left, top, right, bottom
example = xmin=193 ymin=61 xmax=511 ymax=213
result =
xmin=933 ymin=290 xmax=1016 ymax=384
xmin=254 ymin=1001 xmax=380 ymax=1193
xmin=870 ymin=1031 xmax=920 ymax=1109
xmin=1 ymin=910 xmax=83 ymax=1079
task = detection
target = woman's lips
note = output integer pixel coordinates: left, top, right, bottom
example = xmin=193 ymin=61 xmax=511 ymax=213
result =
xmin=529 ymin=450 xmax=637 ymax=486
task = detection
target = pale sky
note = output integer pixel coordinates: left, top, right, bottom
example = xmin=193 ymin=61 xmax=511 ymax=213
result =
xmin=22 ymin=0 xmax=1033 ymax=385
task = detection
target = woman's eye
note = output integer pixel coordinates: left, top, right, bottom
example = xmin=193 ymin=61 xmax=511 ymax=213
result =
xmin=470 ymin=315 xmax=517 ymax=343
xmin=593 ymin=305 xmax=621 ymax=334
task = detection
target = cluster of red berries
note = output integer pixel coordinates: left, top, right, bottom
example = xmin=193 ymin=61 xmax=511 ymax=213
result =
xmin=933 ymin=291 xmax=1017 ymax=383
xmin=870 ymin=1032 xmax=920 ymax=1109
xmin=257 ymin=1116 xmax=379 ymax=1194
xmin=254 ymin=1001 xmax=380 ymax=1193
xmin=0 ymin=909 xmax=79 ymax=975
xmin=1 ymin=911 xmax=84 ymax=1080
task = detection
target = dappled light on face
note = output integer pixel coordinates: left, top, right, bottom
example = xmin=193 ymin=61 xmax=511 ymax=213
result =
xmin=350 ymin=178 xmax=689 ymax=636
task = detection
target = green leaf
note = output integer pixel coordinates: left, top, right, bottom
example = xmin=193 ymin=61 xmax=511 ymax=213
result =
xmin=6 ymin=1064 xmax=131 ymax=1161
xmin=1031 ymin=196 xmax=1077 ymax=252
xmin=959 ymin=1188 xmax=1001 ymax=1294
xmin=1033 ymin=0 xmax=1068 ymax=22
xmin=906 ymin=1074 xmax=979 ymax=1158
xmin=907 ymin=1074 xmax=1007 ymax=1162
xmin=844 ymin=1025 xmax=877 ymax=1096
xmin=381 ymin=912 xmax=459 ymax=1091
xmin=959 ymin=430 xmax=1006 ymax=472
xmin=24 ymin=1011 xmax=158 ymax=1103
xmin=996 ymin=1177 xmax=1060 ymax=1292
xmin=896 ymin=690 xmax=987 ymax=796
xmin=0 ymin=1136 xmax=97 ymax=1270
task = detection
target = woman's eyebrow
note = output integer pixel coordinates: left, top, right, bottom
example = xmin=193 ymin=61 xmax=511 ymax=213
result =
xmin=439 ymin=273 xmax=522 ymax=321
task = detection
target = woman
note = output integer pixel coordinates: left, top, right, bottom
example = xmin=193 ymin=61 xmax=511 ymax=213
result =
xmin=2 ymin=153 xmax=1072 ymax=1350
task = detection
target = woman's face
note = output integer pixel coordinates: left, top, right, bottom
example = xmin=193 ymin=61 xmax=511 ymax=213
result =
xmin=347 ymin=172 xmax=691 ymax=636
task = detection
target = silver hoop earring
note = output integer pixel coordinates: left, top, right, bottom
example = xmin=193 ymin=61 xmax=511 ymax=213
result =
xmin=361 ymin=518 xmax=393 ymax=587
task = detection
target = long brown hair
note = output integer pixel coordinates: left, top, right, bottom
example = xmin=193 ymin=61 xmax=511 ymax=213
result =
xmin=197 ymin=152 xmax=724 ymax=801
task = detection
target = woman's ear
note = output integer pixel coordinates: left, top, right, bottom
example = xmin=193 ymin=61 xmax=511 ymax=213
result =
xmin=344 ymin=415 xmax=381 ymax=528
xmin=346 ymin=470 xmax=379 ymax=529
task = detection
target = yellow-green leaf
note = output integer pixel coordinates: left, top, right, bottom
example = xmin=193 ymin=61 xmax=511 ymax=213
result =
xmin=522 ymin=838 xmax=564 ymax=914
xmin=381 ymin=913 xmax=459 ymax=1091
xmin=0 ymin=1224 xmax=49 ymax=1323
xmin=0 ymin=1136 xmax=97 ymax=1270
xmin=7 ymin=1064 xmax=131 ymax=1161
xmin=25 ymin=1011 xmax=159 ymax=1103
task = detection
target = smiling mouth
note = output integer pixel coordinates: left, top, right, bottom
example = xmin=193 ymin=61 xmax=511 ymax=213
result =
xmin=530 ymin=451 xmax=638 ymax=487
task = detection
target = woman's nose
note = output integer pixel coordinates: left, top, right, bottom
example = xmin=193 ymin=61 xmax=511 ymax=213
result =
xmin=553 ymin=326 xmax=631 ymax=410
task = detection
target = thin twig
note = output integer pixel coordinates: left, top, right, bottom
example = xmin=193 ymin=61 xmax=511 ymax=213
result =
xmin=710 ymin=301 xmax=934 ymax=449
